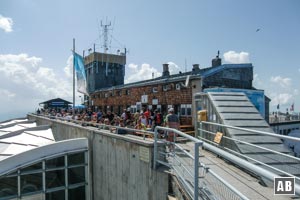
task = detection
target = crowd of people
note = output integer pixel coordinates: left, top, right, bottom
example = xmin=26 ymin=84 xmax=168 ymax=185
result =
xmin=36 ymin=106 xmax=180 ymax=141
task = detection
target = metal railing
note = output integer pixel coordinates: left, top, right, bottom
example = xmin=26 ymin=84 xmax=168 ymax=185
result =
xmin=31 ymin=113 xmax=155 ymax=140
xmin=198 ymin=121 xmax=300 ymax=179
xmin=197 ymin=121 xmax=300 ymax=196
xmin=153 ymin=126 xmax=249 ymax=200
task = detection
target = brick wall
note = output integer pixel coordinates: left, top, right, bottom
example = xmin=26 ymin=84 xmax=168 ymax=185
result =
xmin=92 ymin=82 xmax=193 ymax=115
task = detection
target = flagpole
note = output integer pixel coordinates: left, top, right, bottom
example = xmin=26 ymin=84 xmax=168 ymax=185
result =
xmin=73 ymin=38 xmax=75 ymax=119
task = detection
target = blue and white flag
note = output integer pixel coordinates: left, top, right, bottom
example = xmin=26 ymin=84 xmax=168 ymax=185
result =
xmin=73 ymin=52 xmax=88 ymax=95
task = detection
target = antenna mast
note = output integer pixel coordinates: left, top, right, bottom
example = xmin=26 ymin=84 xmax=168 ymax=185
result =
xmin=101 ymin=20 xmax=111 ymax=53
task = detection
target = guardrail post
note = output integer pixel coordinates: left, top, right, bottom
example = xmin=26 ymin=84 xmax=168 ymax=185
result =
xmin=199 ymin=122 xmax=203 ymax=139
xmin=153 ymin=127 xmax=158 ymax=169
xmin=194 ymin=141 xmax=202 ymax=200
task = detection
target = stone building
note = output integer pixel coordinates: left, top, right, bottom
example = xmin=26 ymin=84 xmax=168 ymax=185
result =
xmin=85 ymin=52 xmax=268 ymax=125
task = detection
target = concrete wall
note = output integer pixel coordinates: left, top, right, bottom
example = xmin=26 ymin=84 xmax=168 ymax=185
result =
xmin=28 ymin=114 xmax=168 ymax=200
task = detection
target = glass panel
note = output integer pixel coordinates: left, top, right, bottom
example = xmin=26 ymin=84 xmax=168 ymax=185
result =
xmin=187 ymin=108 xmax=192 ymax=116
xmin=68 ymin=153 xmax=85 ymax=166
xmin=21 ymin=162 xmax=42 ymax=173
xmin=181 ymin=108 xmax=186 ymax=116
xmin=0 ymin=176 xmax=18 ymax=198
xmin=68 ymin=186 xmax=85 ymax=200
xmin=21 ymin=173 xmax=43 ymax=194
xmin=46 ymin=170 xmax=65 ymax=189
xmin=68 ymin=167 xmax=85 ymax=185
xmin=46 ymin=156 xmax=65 ymax=169
xmin=46 ymin=189 xmax=65 ymax=200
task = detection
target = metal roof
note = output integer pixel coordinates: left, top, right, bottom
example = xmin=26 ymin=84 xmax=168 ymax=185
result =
xmin=0 ymin=118 xmax=89 ymax=176
xmin=0 ymin=122 xmax=55 ymax=161
xmin=91 ymin=63 xmax=253 ymax=93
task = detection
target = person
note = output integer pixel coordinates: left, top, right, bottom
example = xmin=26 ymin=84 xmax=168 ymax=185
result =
xmin=134 ymin=119 xmax=147 ymax=130
xmin=116 ymin=119 xmax=127 ymax=134
xmin=97 ymin=110 xmax=103 ymax=122
xmin=99 ymin=118 xmax=110 ymax=130
xmin=154 ymin=110 xmax=162 ymax=127
xmin=121 ymin=109 xmax=127 ymax=120
xmin=165 ymin=108 xmax=180 ymax=150
xmin=144 ymin=108 xmax=151 ymax=125
xmin=139 ymin=112 xmax=148 ymax=127
xmin=106 ymin=111 xmax=115 ymax=124
xmin=134 ymin=110 xmax=140 ymax=125
xmin=86 ymin=107 xmax=93 ymax=121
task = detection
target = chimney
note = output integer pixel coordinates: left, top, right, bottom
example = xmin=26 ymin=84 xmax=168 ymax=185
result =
xmin=212 ymin=51 xmax=222 ymax=67
xmin=192 ymin=64 xmax=200 ymax=74
xmin=162 ymin=64 xmax=170 ymax=77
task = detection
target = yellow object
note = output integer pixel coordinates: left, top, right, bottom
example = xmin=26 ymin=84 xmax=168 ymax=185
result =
xmin=214 ymin=132 xmax=223 ymax=144
xmin=197 ymin=110 xmax=207 ymax=122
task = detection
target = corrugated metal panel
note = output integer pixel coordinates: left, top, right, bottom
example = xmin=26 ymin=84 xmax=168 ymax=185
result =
xmin=206 ymin=91 xmax=296 ymax=176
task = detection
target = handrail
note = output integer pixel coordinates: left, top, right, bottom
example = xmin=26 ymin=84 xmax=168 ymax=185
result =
xmin=199 ymin=128 xmax=300 ymax=163
xmin=153 ymin=126 xmax=249 ymax=200
xmin=31 ymin=113 xmax=154 ymax=140
xmin=201 ymin=141 xmax=300 ymax=196
xmin=153 ymin=126 xmax=202 ymax=200
xmin=201 ymin=121 xmax=300 ymax=142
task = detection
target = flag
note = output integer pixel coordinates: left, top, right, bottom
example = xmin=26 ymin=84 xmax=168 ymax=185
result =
xmin=73 ymin=52 xmax=88 ymax=95
xmin=277 ymin=104 xmax=280 ymax=110
xmin=290 ymin=103 xmax=294 ymax=112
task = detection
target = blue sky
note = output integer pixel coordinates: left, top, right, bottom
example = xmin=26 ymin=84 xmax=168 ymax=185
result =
xmin=0 ymin=0 xmax=299 ymax=120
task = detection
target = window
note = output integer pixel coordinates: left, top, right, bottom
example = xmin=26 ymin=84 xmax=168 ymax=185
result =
xmin=176 ymin=83 xmax=181 ymax=90
xmin=21 ymin=173 xmax=43 ymax=194
xmin=0 ymin=176 xmax=18 ymax=199
xmin=46 ymin=170 xmax=65 ymax=189
xmin=46 ymin=157 xmax=65 ymax=169
xmin=157 ymin=105 xmax=161 ymax=112
xmin=181 ymin=104 xmax=192 ymax=116
xmin=68 ymin=152 xmax=85 ymax=166
xmin=130 ymin=105 xmax=137 ymax=113
xmin=68 ymin=167 xmax=85 ymax=185
xmin=0 ymin=152 xmax=88 ymax=200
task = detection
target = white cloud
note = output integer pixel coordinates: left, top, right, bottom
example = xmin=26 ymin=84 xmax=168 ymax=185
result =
xmin=0 ymin=15 xmax=13 ymax=32
xmin=270 ymin=93 xmax=293 ymax=106
xmin=223 ymin=51 xmax=250 ymax=64
xmin=270 ymin=76 xmax=291 ymax=88
xmin=63 ymin=55 xmax=73 ymax=78
xmin=0 ymin=53 xmax=79 ymax=116
xmin=125 ymin=63 xmax=162 ymax=83
xmin=167 ymin=62 xmax=181 ymax=75
xmin=124 ymin=62 xmax=182 ymax=84
xmin=0 ymin=88 xmax=15 ymax=99
xmin=253 ymin=73 xmax=263 ymax=88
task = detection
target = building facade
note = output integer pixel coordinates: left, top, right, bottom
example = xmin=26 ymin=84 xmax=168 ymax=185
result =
xmin=84 ymin=52 xmax=126 ymax=93
xmin=85 ymin=54 xmax=262 ymax=125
